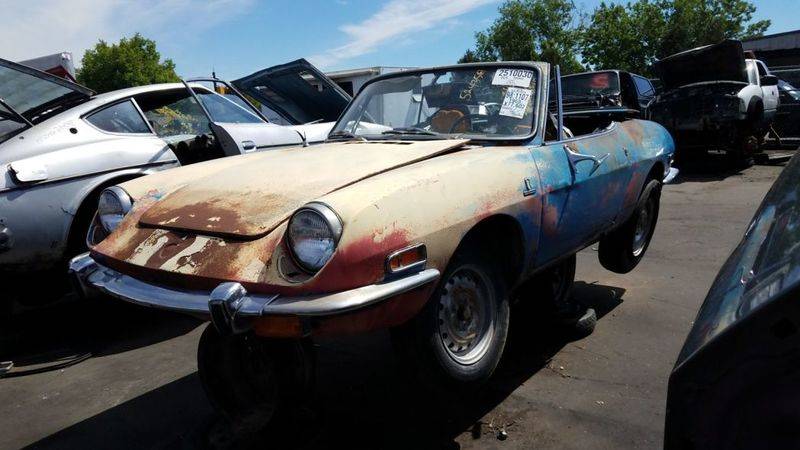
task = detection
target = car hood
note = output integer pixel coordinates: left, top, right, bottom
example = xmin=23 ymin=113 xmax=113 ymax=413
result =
xmin=137 ymin=139 xmax=468 ymax=238
xmin=232 ymin=58 xmax=350 ymax=125
xmin=655 ymin=39 xmax=747 ymax=91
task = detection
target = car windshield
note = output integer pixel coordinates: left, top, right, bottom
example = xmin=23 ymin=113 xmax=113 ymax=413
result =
xmin=561 ymin=72 xmax=621 ymax=99
xmin=331 ymin=66 xmax=539 ymax=140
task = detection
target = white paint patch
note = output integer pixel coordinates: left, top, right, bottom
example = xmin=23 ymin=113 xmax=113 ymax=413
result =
xmin=161 ymin=237 xmax=213 ymax=273
xmin=127 ymin=230 xmax=171 ymax=266
xmin=159 ymin=216 xmax=181 ymax=225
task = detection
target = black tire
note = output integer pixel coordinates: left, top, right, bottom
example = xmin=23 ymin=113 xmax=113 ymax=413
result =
xmin=197 ymin=324 xmax=315 ymax=431
xmin=599 ymin=178 xmax=661 ymax=274
xmin=392 ymin=245 xmax=510 ymax=389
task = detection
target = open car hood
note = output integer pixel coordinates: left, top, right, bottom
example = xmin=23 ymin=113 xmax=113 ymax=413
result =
xmin=232 ymin=58 xmax=350 ymax=125
xmin=138 ymin=139 xmax=467 ymax=238
xmin=655 ymin=40 xmax=748 ymax=91
xmin=0 ymin=57 xmax=93 ymax=124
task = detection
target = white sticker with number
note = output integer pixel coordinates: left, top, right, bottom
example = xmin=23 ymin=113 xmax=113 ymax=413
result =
xmin=499 ymin=87 xmax=532 ymax=118
xmin=492 ymin=68 xmax=534 ymax=87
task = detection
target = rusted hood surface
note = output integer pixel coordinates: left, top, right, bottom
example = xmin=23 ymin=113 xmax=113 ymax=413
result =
xmin=138 ymin=139 xmax=468 ymax=237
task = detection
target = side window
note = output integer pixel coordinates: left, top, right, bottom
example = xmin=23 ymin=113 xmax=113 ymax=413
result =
xmin=756 ymin=61 xmax=768 ymax=77
xmin=134 ymin=90 xmax=210 ymax=139
xmin=195 ymin=90 xmax=263 ymax=124
xmin=85 ymin=100 xmax=151 ymax=134
xmin=633 ymin=76 xmax=655 ymax=98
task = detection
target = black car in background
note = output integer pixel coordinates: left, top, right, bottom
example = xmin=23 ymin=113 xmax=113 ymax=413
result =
xmin=557 ymin=70 xmax=656 ymax=118
xmin=772 ymin=79 xmax=800 ymax=141
xmin=666 ymin=153 xmax=800 ymax=449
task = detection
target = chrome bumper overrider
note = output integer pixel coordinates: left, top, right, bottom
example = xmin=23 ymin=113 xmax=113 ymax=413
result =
xmin=663 ymin=167 xmax=679 ymax=184
xmin=69 ymin=252 xmax=440 ymax=335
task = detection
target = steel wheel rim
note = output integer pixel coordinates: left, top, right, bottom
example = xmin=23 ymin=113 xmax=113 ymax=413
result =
xmin=633 ymin=199 xmax=654 ymax=257
xmin=437 ymin=266 xmax=496 ymax=365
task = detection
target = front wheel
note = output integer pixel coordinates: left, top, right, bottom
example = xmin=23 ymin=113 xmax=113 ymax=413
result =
xmin=392 ymin=246 xmax=510 ymax=388
xmin=598 ymin=178 xmax=661 ymax=274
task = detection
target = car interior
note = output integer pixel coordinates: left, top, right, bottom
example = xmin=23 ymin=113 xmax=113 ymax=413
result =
xmin=132 ymin=89 xmax=227 ymax=165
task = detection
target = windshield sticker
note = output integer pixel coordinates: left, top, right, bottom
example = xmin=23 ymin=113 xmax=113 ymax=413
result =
xmin=492 ymin=69 xmax=534 ymax=88
xmin=499 ymin=87 xmax=532 ymax=118
xmin=459 ymin=70 xmax=486 ymax=101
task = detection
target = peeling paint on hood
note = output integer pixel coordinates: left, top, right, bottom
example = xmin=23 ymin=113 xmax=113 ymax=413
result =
xmin=138 ymin=139 xmax=468 ymax=238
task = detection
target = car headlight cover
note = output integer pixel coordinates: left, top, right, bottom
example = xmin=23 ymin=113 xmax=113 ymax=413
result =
xmin=97 ymin=186 xmax=133 ymax=233
xmin=288 ymin=203 xmax=342 ymax=272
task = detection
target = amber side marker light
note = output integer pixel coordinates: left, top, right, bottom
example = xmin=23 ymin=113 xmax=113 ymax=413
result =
xmin=386 ymin=243 xmax=427 ymax=275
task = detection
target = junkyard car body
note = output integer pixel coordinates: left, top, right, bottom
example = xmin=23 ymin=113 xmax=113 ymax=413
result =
xmin=665 ymin=152 xmax=800 ymax=449
xmin=772 ymin=79 xmax=800 ymax=141
xmin=0 ymin=58 xmax=349 ymax=279
xmin=72 ymin=61 xmax=675 ymax=339
xmin=648 ymin=40 xmax=780 ymax=154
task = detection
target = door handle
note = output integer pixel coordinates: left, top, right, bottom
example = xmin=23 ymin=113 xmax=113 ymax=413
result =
xmin=241 ymin=140 xmax=256 ymax=152
xmin=563 ymin=144 xmax=609 ymax=179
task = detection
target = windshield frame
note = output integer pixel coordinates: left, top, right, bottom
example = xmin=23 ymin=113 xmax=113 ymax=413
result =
xmin=329 ymin=62 xmax=546 ymax=143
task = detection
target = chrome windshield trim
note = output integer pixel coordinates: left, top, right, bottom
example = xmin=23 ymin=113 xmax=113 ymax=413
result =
xmin=69 ymin=253 xmax=439 ymax=319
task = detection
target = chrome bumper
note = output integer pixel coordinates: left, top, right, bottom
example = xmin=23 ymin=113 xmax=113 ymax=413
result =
xmin=69 ymin=252 xmax=440 ymax=335
xmin=663 ymin=167 xmax=679 ymax=184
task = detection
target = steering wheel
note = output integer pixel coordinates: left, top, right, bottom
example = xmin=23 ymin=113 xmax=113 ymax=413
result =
xmin=448 ymin=113 xmax=489 ymax=134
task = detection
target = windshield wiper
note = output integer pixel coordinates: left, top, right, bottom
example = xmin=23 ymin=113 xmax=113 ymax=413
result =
xmin=327 ymin=130 xmax=366 ymax=141
xmin=0 ymin=97 xmax=33 ymax=127
xmin=381 ymin=127 xmax=438 ymax=136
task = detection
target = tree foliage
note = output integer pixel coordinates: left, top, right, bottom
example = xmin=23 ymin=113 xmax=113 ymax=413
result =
xmin=77 ymin=33 xmax=180 ymax=93
xmin=459 ymin=0 xmax=584 ymax=74
xmin=582 ymin=0 xmax=770 ymax=76
xmin=461 ymin=0 xmax=770 ymax=77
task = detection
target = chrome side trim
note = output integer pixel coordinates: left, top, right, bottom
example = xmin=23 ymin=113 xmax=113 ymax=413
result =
xmin=70 ymin=253 xmax=440 ymax=323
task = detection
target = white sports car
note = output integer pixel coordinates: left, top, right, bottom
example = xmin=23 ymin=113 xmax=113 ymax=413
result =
xmin=0 ymin=57 xmax=350 ymax=307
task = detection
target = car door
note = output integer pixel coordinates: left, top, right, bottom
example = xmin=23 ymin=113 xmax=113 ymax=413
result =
xmin=632 ymin=75 xmax=656 ymax=111
xmin=757 ymin=61 xmax=779 ymax=113
xmin=531 ymin=125 xmax=631 ymax=265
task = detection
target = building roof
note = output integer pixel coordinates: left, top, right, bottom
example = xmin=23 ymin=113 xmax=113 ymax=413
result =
xmin=18 ymin=52 xmax=77 ymax=81
xmin=743 ymin=29 xmax=800 ymax=52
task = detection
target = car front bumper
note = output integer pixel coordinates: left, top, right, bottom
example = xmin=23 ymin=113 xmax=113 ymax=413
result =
xmin=69 ymin=252 xmax=440 ymax=336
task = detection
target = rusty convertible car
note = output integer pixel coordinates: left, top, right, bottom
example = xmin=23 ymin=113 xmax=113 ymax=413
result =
xmin=71 ymin=62 xmax=676 ymax=423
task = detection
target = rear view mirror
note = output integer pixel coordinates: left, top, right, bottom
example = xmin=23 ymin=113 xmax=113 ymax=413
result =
xmin=761 ymin=75 xmax=779 ymax=86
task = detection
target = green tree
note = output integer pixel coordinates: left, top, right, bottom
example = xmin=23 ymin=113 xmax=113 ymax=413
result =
xmin=459 ymin=0 xmax=584 ymax=74
xmin=581 ymin=0 xmax=770 ymax=76
xmin=77 ymin=33 xmax=180 ymax=93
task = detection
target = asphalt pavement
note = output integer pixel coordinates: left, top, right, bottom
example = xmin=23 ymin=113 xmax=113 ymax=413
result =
xmin=0 ymin=156 xmax=788 ymax=450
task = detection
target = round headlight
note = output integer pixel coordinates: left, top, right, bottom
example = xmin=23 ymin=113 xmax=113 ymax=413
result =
xmin=288 ymin=203 xmax=342 ymax=272
xmin=97 ymin=187 xmax=133 ymax=233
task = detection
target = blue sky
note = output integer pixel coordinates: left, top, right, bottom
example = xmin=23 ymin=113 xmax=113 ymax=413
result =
xmin=0 ymin=0 xmax=796 ymax=80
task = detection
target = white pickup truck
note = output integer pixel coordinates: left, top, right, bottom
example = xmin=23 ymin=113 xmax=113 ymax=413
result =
xmin=648 ymin=39 xmax=780 ymax=161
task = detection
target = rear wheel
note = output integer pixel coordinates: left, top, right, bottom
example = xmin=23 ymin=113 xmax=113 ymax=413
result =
xmin=392 ymin=245 xmax=510 ymax=389
xmin=599 ymin=178 xmax=661 ymax=274
xmin=197 ymin=325 xmax=315 ymax=431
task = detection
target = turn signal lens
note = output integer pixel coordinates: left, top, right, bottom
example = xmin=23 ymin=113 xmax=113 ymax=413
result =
xmin=386 ymin=244 xmax=427 ymax=274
